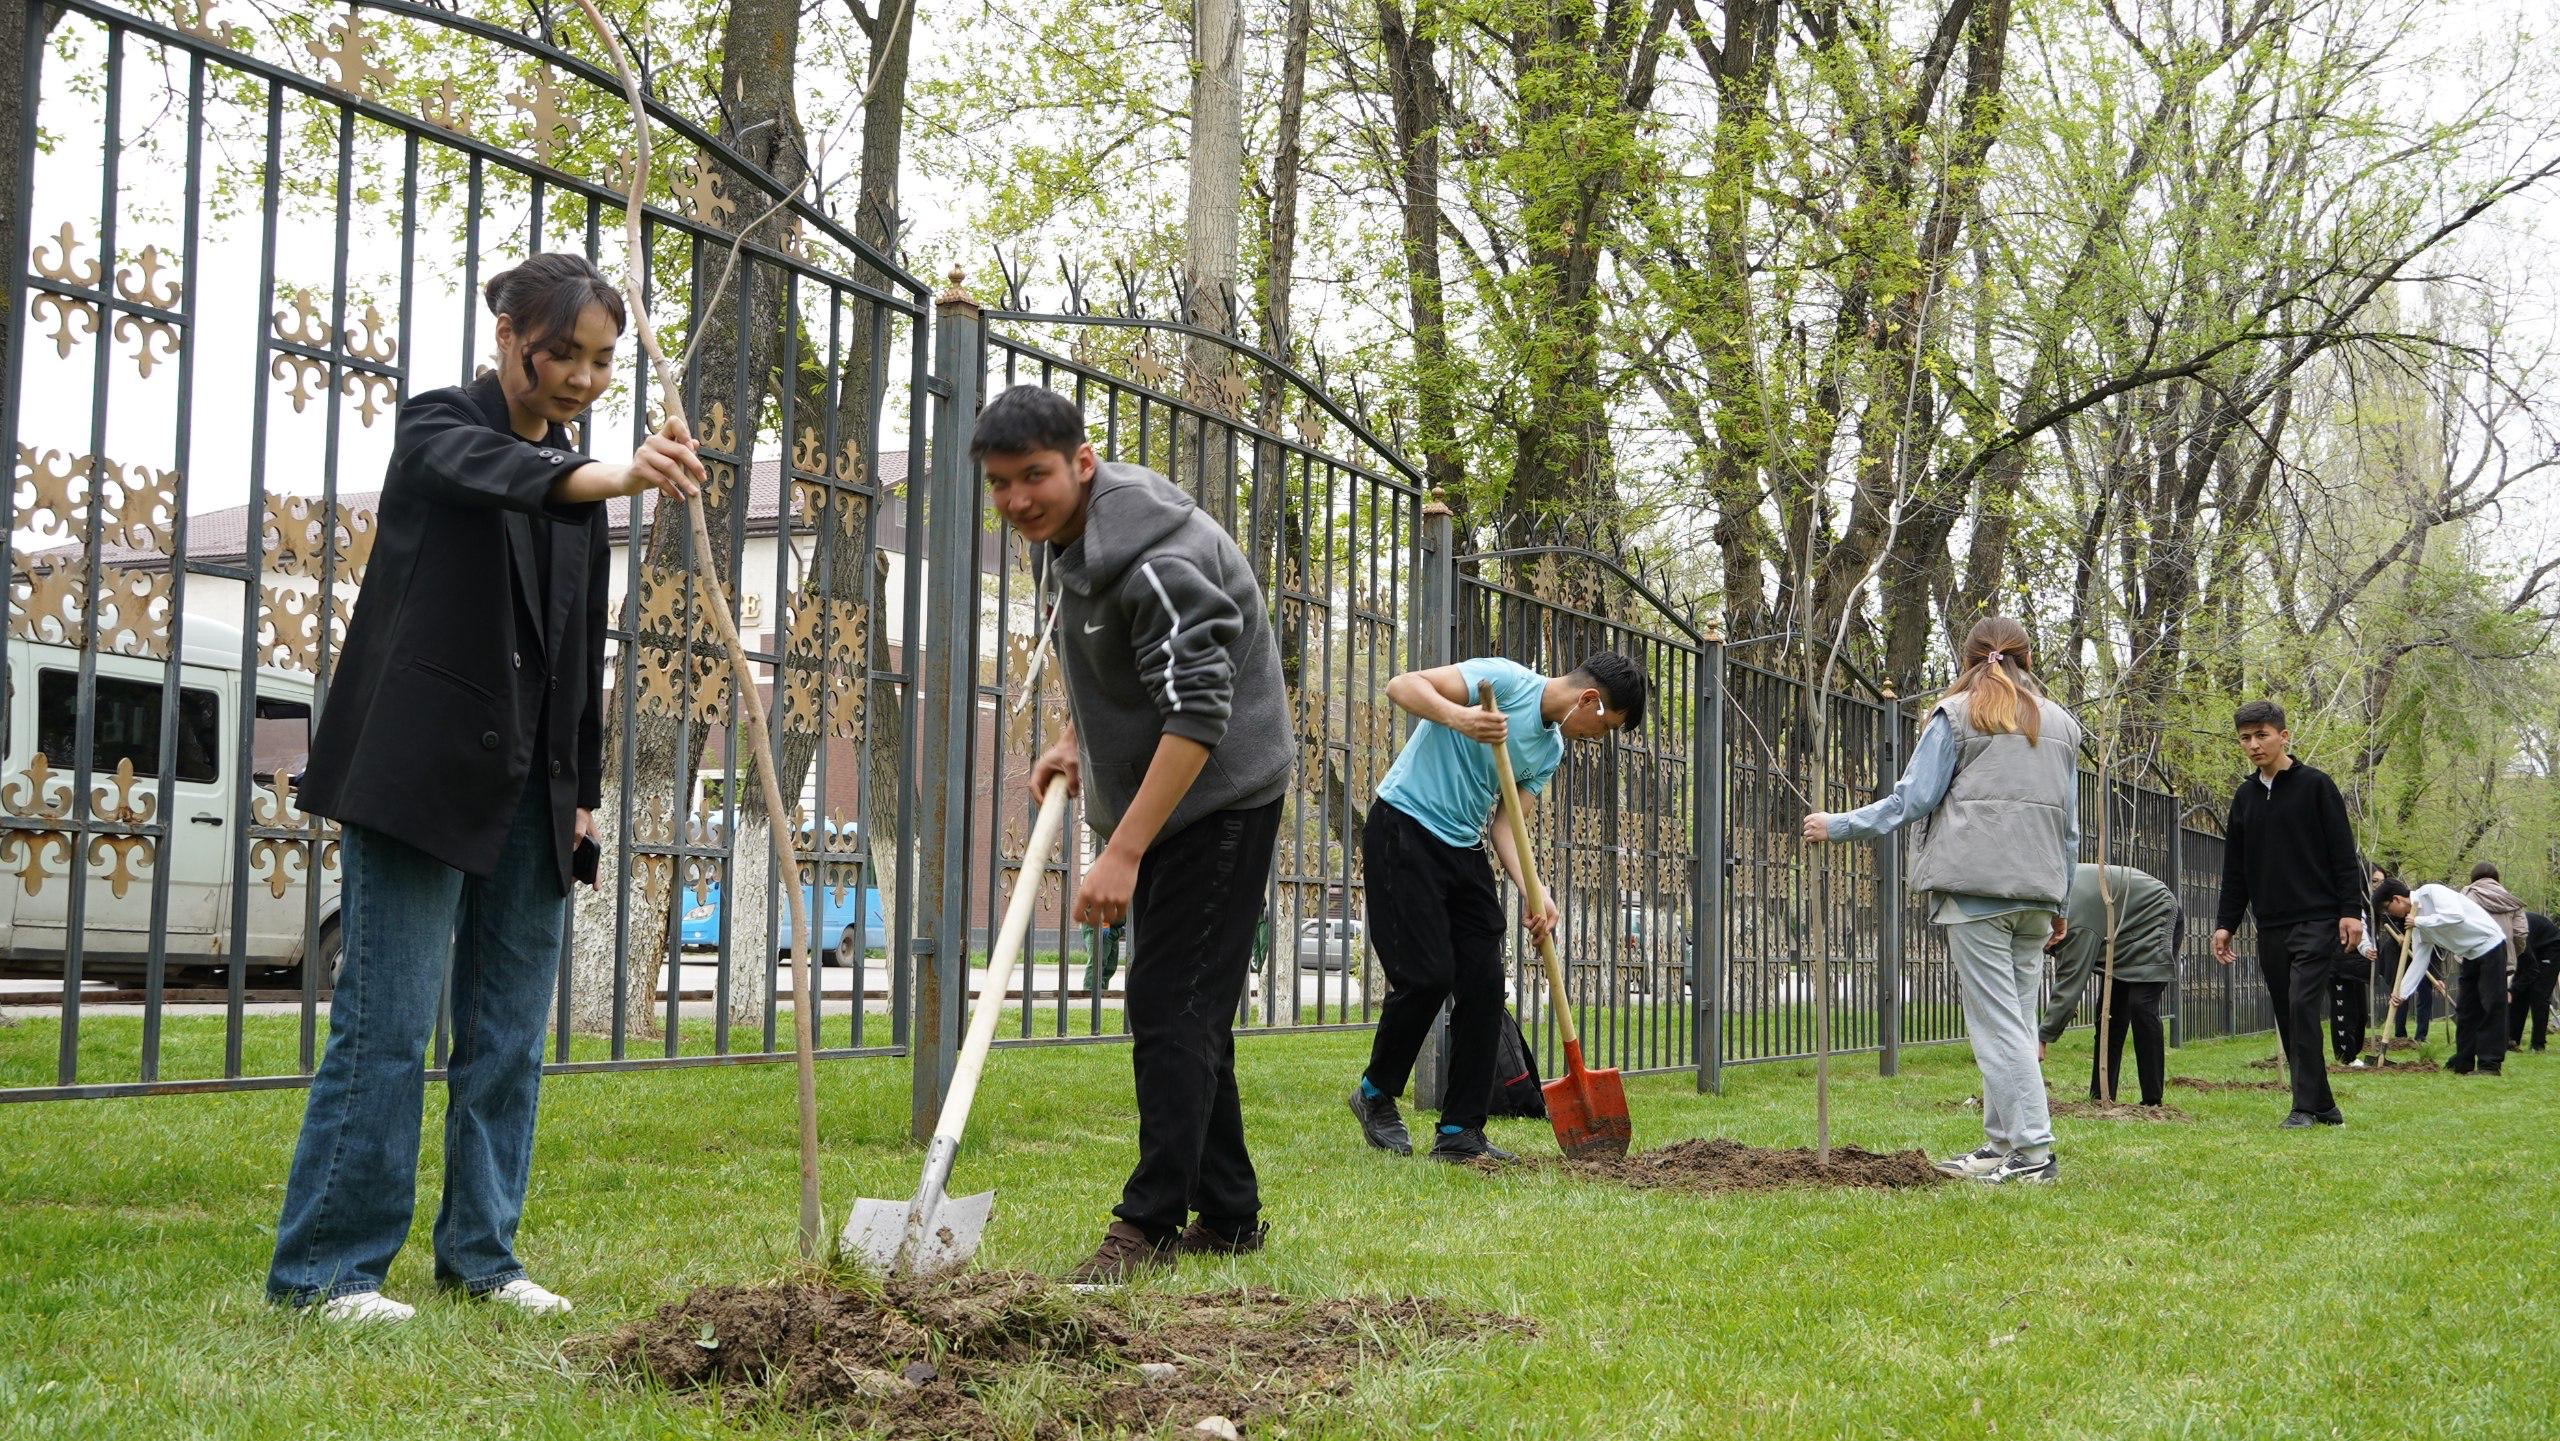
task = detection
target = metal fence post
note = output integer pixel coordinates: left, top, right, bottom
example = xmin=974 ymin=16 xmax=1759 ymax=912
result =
xmin=2167 ymin=818 xmax=2186 ymax=1049
xmin=1697 ymin=621 xmax=1726 ymax=1094
xmin=1877 ymin=684 xmax=1902 ymax=1077
xmin=1412 ymin=491 xmax=1458 ymax=1110
xmin=912 ymin=270 xmax=982 ymax=1141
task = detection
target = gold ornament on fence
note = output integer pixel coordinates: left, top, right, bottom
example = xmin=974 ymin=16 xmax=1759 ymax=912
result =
xmin=272 ymin=288 xmax=331 ymax=348
xmin=31 ymin=293 xmax=96 ymax=361
xmin=248 ymin=837 xmax=313 ymax=900
xmin=87 ymin=759 xmax=156 ymax=826
xmin=86 ymin=833 xmax=154 ymax=901
xmin=304 ymin=11 xmax=385 ymax=98
xmin=113 ymin=313 xmax=181 ymax=380
xmin=15 ymin=446 xmax=94 ymax=546
xmin=673 ymin=154 xmax=733 ymax=226
xmin=341 ymin=302 xmax=398 ymax=365
xmin=423 ymin=79 xmax=473 ymax=135
xmin=115 ymin=246 xmax=182 ymax=310
xmin=98 ymin=461 xmax=175 ymax=557
xmin=511 ymin=65 xmax=582 ymax=168
xmin=270 ymin=353 xmax=327 ymax=412
xmin=33 ymin=223 xmax=100 ymax=288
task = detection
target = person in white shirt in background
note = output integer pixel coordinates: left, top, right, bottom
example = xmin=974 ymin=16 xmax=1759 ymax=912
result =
xmin=2373 ymin=880 xmax=2512 ymax=1075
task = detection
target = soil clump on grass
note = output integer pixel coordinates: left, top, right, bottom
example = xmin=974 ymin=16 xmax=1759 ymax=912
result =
xmin=595 ymin=1270 xmax=1526 ymax=1440
xmin=2169 ymin=1076 xmax=2288 ymax=1093
xmin=1549 ymin=1136 xmax=1947 ymax=1195
xmin=2050 ymin=1100 xmax=2190 ymax=1122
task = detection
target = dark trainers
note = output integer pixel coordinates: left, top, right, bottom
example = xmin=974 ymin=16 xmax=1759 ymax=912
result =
xmin=1064 ymin=1221 xmax=1175 ymax=1286
xmin=1175 ymin=1219 xmax=1268 ymax=1257
xmin=2279 ymin=1111 xmax=2317 ymax=1129
xmin=1348 ymin=1089 xmax=1412 ymax=1156
xmin=1982 ymin=1151 xmax=2058 ymax=1185
xmin=1426 ymin=1128 xmax=1519 ymax=1165
xmin=2314 ymin=1109 xmax=2346 ymax=1126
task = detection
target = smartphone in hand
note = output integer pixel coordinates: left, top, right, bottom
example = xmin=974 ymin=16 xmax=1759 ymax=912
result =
xmin=573 ymin=835 xmax=601 ymax=887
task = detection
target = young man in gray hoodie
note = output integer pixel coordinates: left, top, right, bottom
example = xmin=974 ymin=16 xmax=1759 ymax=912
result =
xmin=982 ymin=386 xmax=1295 ymax=1284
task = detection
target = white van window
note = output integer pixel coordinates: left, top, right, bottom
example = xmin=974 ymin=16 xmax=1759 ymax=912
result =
xmin=37 ymin=670 xmax=220 ymax=783
xmin=252 ymin=696 xmax=313 ymax=783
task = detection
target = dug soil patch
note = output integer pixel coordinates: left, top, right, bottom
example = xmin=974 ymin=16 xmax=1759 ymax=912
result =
xmin=594 ymin=1271 xmax=1528 ymax=1440
xmin=2361 ymin=1038 xmax=2425 ymax=1055
xmin=2249 ymin=1055 xmax=2439 ymax=1074
xmin=2169 ymin=1076 xmax=2288 ymax=1093
xmin=2050 ymin=1100 xmax=2190 ymax=1122
xmin=1550 ymin=1136 xmax=1948 ymax=1196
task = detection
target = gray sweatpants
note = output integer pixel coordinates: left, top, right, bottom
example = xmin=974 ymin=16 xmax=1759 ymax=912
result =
xmin=1947 ymin=909 xmax=2057 ymax=1157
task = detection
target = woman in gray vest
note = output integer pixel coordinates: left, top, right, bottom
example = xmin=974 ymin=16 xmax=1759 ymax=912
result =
xmin=1803 ymin=616 xmax=2081 ymax=1184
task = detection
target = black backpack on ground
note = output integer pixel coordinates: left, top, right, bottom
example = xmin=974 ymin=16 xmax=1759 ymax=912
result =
xmin=1488 ymin=1010 xmax=1547 ymax=1119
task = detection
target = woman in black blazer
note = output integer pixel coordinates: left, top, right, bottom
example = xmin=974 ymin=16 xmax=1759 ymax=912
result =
xmin=266 ymin=254 xmax=703 ymax=1323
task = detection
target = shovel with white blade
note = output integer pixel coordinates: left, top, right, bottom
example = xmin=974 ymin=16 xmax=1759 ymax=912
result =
xmin=843 ymin=774 xmax=1072 ymax=1278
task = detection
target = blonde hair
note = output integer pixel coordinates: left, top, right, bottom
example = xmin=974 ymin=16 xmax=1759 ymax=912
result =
xmin=1941 ymin=616 xmax=2044 ymax=745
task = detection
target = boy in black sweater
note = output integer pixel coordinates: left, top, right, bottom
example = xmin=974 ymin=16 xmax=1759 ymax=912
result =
xmin=2211 ymin=700 xmax=2366 ymax=1128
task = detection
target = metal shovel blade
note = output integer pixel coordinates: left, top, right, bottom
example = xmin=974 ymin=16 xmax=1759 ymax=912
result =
xmin=840 ymin=1189 xmax=995 ymax=1279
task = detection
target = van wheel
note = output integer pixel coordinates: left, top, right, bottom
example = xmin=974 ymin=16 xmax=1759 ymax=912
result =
xmin=309 ymin=920 xmax=344 ymax=995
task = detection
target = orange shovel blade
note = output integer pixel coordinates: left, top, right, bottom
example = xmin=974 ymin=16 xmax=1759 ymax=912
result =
xmin=1542 ymin=1040 xmax=1631 ymax=1159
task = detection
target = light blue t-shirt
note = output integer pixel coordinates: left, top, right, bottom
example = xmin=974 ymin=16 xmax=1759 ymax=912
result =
xmin=1374 ymin=657 xmax=1565 ymax=849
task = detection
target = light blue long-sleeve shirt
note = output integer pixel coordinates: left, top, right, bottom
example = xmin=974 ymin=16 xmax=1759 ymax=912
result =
xmin=1822 ymin=712 xmax=2080 ymax=917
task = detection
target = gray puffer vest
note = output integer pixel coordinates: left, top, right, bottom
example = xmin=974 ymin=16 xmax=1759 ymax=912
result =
xmin=1907 ymin=691 xmax=2083 ymax=907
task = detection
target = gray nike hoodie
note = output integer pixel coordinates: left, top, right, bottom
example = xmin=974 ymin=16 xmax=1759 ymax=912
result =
xmin=1044 ymin=461 xmax=1293 ymax=840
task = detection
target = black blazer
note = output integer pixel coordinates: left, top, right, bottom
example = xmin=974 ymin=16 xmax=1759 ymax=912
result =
xmin=299 ymin=374 xmax=610 ymax=891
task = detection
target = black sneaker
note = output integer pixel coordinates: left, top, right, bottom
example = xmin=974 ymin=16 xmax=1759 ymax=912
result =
xmin=2314 ymin=1109 xmax=2345 ymax=1126
xmin=1175 ymin=1219 xmax=1268 ymax=1257
xmin=1426 ymin=1128 xmax=1519 ymax=1165
xmin=1063 ymin=1221 xmax=1175 ymax=1286
xmin=1348 ymin=1090 xmax=1412 ymax=1156
xmin=2279 ymin=1111 xmax=2317 ymax=1129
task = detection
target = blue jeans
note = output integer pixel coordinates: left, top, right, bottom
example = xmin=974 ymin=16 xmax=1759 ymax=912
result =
xmin=267 ymin=780 xmax=565 ymax=1304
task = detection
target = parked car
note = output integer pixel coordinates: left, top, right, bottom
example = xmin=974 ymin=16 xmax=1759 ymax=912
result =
xmin=0 ymin=619 xmax=342 ymax=988
xmin=679 ymin=821 xmax=886 ymax=965
xmin=1293 ymin=916 xmax=1365 ymax=972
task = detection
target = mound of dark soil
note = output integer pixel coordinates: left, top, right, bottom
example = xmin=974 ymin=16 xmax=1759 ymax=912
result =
xmin=595 ymin=1271 xmax=1527 ymax=1440
xmin=1551 ymin=1137 xmax=1947 ymax=1195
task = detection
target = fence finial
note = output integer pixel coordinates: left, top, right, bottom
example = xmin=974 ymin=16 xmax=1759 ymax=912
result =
xmin=1880 ymin=680 xmax=1897 ymax=701
xmin=938 ymin=266 xmax=978 ymax=315
xmin=1422 ymin=488 xmax=1453 ymax=518
xmin=1703 ymin=616 xmax=1725 ymax=643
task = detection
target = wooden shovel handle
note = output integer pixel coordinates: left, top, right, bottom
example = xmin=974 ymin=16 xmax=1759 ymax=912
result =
xmin=1480 ymin=681 xmax=1580 ymax=1053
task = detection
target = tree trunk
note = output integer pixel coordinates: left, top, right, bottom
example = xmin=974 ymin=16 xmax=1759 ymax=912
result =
xmin=1182 ymin=0 xmax=1244 ymax=419
xmin=569 ymin=0 xmax=808 ymax=1037
xmin=1379 ymin=0 xmax=1464 ymax=505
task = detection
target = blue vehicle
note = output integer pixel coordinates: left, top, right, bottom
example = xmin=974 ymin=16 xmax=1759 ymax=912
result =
xmin=680 ymin=879 xmax=887 ymax=964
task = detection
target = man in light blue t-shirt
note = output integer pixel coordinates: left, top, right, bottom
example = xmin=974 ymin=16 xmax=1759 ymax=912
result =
xmin=1347 ymin=653 xmax=1648 ymax=1163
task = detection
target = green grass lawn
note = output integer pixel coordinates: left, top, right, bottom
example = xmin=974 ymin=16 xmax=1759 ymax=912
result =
xmin=3 ymin=1022 xmax=2552 ymax=1439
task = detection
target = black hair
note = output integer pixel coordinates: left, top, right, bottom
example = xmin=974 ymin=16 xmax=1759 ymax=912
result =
xmin=971 ymin=385 xmax=1088 ymax=462
xmin=2373 ymin=880 xmax=2411 ymax=911
xmin=484 ymin=253 xmax=625 ymax=386
xmin=2471 ymin=861 xmax=2501 ymax=882
xmin=2232 ymin=698 xmax=2286 ymax=732
xmin=1569 ymin=652 xmax=1649 ymax=732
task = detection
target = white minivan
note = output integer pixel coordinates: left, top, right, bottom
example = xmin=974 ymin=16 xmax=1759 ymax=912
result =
xmin=0 ymin=616 xmax=344 ymax=988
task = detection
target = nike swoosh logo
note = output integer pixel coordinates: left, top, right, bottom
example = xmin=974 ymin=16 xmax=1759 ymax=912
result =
xmin=1083 ymin=621 xmax=1106 ymax=634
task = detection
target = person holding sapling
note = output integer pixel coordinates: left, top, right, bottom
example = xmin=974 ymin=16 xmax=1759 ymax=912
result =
xmin=1805 ymin=617 xmax=2081 ymax=1186
xmin=2037 ymin=864 xmax=2179 ymax=1108
xmin=2211 ymin=700 xmax=2364 ymax=1129
xmin=984 ymin=386 xmax=1296 ymax=1285
xmin=2373 ymin=880 xmax=2512 ymax=1075
xmin=1344 ymin=653 xmax=1647 ymax=1165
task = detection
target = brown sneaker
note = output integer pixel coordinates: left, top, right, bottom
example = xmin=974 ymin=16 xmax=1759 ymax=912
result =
xmin=1064 ymin=1221 xmax=1175 ymax=1285
xmin=1175 ymin=1219 xmax=1268 ymax=1257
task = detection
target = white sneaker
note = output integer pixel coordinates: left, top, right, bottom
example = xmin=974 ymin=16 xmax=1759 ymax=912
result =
xmin=1933 ymin=1144 xmax=2008 ymax=1178
xmin=316 ymin=1290 xmax=416 ymax=1324
xmin=483 ymin=1277 xmax=573 ymax=1315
